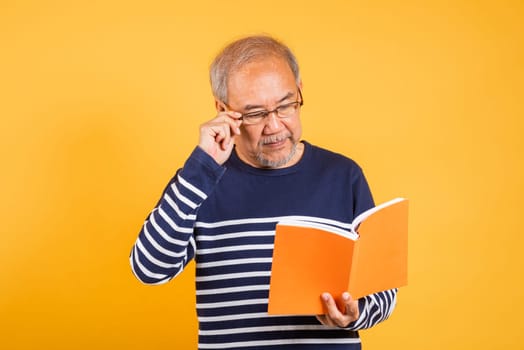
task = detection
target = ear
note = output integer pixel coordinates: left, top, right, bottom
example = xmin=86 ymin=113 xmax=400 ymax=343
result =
xmin=215 ymin=99 xmax=226 ymax=112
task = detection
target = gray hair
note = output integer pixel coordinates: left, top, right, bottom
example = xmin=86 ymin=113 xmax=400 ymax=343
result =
xmin=209 ymin=35 xmax=301 ymax=103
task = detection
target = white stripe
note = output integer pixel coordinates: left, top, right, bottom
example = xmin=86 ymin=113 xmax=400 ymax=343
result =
xmin=136 ymin=239 xmax=182 ymax=269
xmin=197 ymin=257 xmax=272 ymax=269
xmin=171 ymin=183 xmax=198 ymax=209
xmin=367 ymin=293 xmax=387 ymax=323
xmin=163 ymin=193 xmax=196 ymax=220
xmin=199 ymin=324 xmax=337 ymax=336
xmin=178 ymin=174 xmax=207 ymax=199
xmin=198 ymin=312 xmax=270 ymax=322
xmin=129 ymin=254 xmax=169 ymax=286
xmin=196 ymin=271 xmax=270 ymax=282
xmin=198 ymin=244 xmax=273 ymax=255
xmin=150 ymin=209 xmax=193 ymax=238
xmin=352 ymin=308 xmax=367 ymax=329
xmin=189 ymin=235 xmax=196 ymax=255
xmin=387 ymin=291 xmax=397 ymax=316
xmin=195 ymin=217 xmax=278 ymax=228
xmin=143 ymin=224 xmax=187 ymax=258
xmin=196 ymin=298 xmax=267 ymax=309
xmin=195 ymin=215 xmax=352 ymax=229
xmin=158 ymin=206 xmax=188 ymax=233
xmin=196 ymin=230 xmax=274 ymax=241
xmin=198 ymin=338 xmax=360 ymax=349
xmin=131 ymin=246 xmax=169 ymax=280
xmin=196 ymin=284 xmax=268 ymax=296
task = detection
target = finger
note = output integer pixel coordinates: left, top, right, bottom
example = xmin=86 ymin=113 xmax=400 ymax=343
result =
xmin=342 ymin=292 xmax=359 ymax=321
xmin=212 ymin=124 xmax=232 ymax=151
xmin=201 ymin=121 xmax=230 ymax=151
xmin=321 ymin=293 xmax=341 ymax=315
xmin=223 ymin=110 xmax=242 ymax=120
xmin=321 ymin=293 xmax=345 ymax=325
xmin=217 ymin=111 xmax=242 ymax=135
xmin=316 ymin=314 xmax=335 ymax=327
xmin=208 ymin=124 xmax=226 ymax=141
xmin=320 ymin=292 xmax=358 ymax=328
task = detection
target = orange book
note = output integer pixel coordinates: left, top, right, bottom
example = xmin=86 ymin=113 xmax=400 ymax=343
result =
xmin=267 ymin=197 xmax=409 ymax=315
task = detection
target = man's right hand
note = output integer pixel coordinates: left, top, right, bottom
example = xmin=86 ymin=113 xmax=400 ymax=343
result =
xmin=198 ymin=111 xmax=243 ymax=165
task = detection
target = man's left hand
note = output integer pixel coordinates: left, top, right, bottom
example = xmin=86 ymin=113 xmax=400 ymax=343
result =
xmin=316 ymin=292 xmax=359 ymax=327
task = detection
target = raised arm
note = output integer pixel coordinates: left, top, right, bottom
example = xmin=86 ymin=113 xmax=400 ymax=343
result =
xmin=129 ymin=147 xmax=226 ymax=284
xmin=130 ymin=110 xmax=241 ymax=284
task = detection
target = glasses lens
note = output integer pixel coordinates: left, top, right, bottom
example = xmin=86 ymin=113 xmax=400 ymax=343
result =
xmin=276 ymin=102 xmax=299 ymax=117
xmin=240 ymin=92 xmax=302 ymax=125
xmin=242 ymin=111 xmax=267 ymax=125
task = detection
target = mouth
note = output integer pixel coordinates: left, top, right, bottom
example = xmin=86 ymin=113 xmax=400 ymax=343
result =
xmin=261 ymin=134 xmax=290 ymax=148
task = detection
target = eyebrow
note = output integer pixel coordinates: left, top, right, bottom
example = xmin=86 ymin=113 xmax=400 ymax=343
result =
xmin=242 ymin=91 xmax=295 ymax=111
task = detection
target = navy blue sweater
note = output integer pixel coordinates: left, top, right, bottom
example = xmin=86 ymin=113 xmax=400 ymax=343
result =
xmin=130 ymin=141 xmax=397 ymax=349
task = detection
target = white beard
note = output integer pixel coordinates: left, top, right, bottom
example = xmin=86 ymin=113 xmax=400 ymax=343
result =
xmin=255 ymin=142 xmax=298 ymax=168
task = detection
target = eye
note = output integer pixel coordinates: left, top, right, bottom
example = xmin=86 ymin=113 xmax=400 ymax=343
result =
xmin=276 ymin=102 xmax=298 ymax=116
xmin=243 ymin=111 xmax=267 ymax=121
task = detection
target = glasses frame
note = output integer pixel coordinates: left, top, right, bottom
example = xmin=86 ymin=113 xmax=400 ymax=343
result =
xmin=224 ymin=89 xmax=304 ymax=125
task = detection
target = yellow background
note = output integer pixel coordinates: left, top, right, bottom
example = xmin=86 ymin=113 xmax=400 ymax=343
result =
xmin=1 ymin=1 xmax=523 ymax=349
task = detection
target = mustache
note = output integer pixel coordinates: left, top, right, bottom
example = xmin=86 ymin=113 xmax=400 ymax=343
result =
xmin=259 ymin=133 xmax=291 ymax=145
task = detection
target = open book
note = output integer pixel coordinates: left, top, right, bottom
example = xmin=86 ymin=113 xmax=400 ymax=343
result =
xmin=267 ymin=197 xmax=409 ymax=315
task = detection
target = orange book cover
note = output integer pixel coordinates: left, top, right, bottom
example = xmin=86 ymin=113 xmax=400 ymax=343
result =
xmin=267 ymin=198 xmax=409 ymax=315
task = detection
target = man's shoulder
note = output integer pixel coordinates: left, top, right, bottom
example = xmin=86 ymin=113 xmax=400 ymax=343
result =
xmin=304 ymin=141 xmax=363 ymax=170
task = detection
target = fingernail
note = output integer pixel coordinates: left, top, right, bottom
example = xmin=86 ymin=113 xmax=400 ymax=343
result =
xmin=322 ymin=293 xmax=330 ymax=301
xmin=342 ymin=292 xmax=350 ymax=300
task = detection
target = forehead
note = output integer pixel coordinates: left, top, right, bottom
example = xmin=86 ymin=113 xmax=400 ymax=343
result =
xmin=227 ymin=57 xmax=297 ymax=104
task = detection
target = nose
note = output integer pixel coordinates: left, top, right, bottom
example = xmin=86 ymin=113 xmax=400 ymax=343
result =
xmin=264 ymin=111 xmax=282 ymax=130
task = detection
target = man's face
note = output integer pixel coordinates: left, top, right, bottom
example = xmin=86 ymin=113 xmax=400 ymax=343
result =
xmin=223 ymin=56 xmax=303 ymax=168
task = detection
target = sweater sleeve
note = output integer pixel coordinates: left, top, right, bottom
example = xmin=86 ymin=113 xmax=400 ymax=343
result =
xmin=346 ymin=288 xmax=398 ymax=331
xmin=130 ymin=147 xmax=226 ymax=285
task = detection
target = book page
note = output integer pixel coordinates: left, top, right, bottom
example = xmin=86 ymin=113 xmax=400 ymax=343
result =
xmin=348 ymin=198 xmax=409 ymax=298
xmin=351 ymin=197 xmax=406 ymax=233
xmin=277 ymin=219 xmax=358 ymax=240
xmin=268 ymin=222 xmax=357 ymax=314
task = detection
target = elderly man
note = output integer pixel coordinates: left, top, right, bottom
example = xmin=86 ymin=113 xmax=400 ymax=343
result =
xmin=130 ymin=35 xmax=397 ymax=349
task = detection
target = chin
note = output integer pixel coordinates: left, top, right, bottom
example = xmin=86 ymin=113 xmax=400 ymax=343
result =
xmin=256 ymin=143 xmax=297 ymax=168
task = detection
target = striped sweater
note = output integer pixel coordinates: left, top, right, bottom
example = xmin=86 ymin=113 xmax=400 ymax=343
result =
xmin=130 ymin=141 xmax=397 ymax=349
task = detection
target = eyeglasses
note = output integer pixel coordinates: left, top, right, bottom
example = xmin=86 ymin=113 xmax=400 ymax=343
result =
xmin=227 ymin=89 xmax=304 ymax=125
